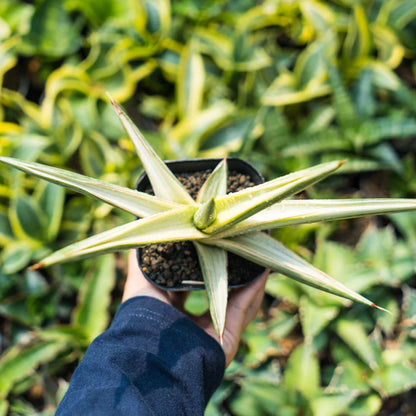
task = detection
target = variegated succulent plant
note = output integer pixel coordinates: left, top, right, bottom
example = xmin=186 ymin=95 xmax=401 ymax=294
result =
xmin=2 ymin=96 xmax=416 ymax=341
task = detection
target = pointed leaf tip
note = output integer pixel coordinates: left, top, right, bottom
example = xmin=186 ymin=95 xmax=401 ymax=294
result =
xmin=109 ymin=100 xmax=194 ymax=205
xmin=29 ymin=262 xmax=43 ymax=271
xmin=106 ymin=93 xmax=121 ymax=114
xmin=371 ymin=303 xmax=391 ymax=314
xmin=194 ymin=197 xmax=217 ymax=229
xmin=338 ymin=159 xmax=347 ymax=167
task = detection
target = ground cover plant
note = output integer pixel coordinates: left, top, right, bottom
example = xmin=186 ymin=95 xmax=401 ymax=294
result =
xmin=1 ymin=0 xmax=416 ymax=414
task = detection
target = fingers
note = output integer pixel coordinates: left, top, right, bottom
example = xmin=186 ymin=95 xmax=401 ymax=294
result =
xmin=226 ymin=269 xmax=269 ymax=333
xmin=122 ymin=250 xmax=146 ymax=302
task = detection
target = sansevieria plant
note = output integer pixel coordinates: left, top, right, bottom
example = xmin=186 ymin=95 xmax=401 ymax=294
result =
xmin=2 ymin=96 xmax=416 ymax=341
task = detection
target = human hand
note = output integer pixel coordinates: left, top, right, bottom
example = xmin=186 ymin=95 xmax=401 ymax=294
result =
xmin=122 ymin=250 xmax=269 ymax=367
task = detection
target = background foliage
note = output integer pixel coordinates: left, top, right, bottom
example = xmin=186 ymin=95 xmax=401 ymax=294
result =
xmin=1 ymin=0 xmax=416 ymax=414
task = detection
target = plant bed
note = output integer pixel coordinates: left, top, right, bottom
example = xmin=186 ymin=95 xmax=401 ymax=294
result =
xmin=136 ymin=158 xmax=266 ymax=291
xmin=4 ymin=96 xmax=416 ymax=340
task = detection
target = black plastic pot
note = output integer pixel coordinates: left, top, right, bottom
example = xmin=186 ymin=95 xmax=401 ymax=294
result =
xmin=135 ymin=157 xmax=266 ymax=291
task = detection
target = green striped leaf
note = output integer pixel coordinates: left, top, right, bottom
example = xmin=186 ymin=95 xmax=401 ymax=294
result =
xmin=217 ymin=198 xmax=416 ymax=237
xmin=194 ymin=242 xmax=228 ymax=341
xmin=177 ymin=44 xmax=205 ymax=120
xmin=72 ymin=255 xmax=116 ymax=341
xmin=335 ymin=319 xmax=378 ymax=369
xmin=328 ymin=64 xmax=357 ymax=129
xmin=193 ymin=198 xmax=216 ymax=229
xmin=201 ymin=160 xmax=344 ymax=234
xmin=9 ymin=196 xmax=46 ymax=244
xmin=196 ymin=158 xmax=228 ymax=203
xmin=169 ymin=101 xmax=235 ymax=157
xmin=36 ymin=181 xmax=65 ymax=241
xmin=0 ymin=156 xmax=179 ymax=218
xmin=31 ymin=206 xmax=203 ymax=269
xmin=193 ymin=159 xmax=228 ymax=229
xmin=343 ymin=4 xmax=371 ymax=60
xmin=0 ymin=339 xmax=65 ymax=400
xmin=109 ymin=96 xmax=194 ymax=204
xmin=207 ymin=232 xmax=384 ymax=309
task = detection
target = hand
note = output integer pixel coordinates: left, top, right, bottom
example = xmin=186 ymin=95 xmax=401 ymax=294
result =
xmin=122 ymin=250 xmax=269 ymax=367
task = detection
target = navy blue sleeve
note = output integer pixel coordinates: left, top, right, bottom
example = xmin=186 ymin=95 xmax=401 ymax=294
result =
xmin=56 ymin=296 xmax=226 ymax=416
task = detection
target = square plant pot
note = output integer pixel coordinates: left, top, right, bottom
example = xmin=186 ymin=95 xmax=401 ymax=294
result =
xmin=135 ymin=157 xmax=267 ymax=291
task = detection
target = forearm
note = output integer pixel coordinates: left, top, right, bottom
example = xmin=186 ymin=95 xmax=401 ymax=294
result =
xmin=56 ymin=297 xmax=225 ymax=416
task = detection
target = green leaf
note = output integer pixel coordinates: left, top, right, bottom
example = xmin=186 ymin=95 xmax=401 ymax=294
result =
xmin=0 ymin=339 xmax=65 ymax=399
xmin=193 ymin=197 xmax=217 ymax=229
xmin=373 ymin=26 xmax=405 ymax=68
xmin=242 ymin=321 xmax=284 ymax=367
xmin=221 ymin=198 xmax=416 ymax=236
xmin=327 ymin=64 xmax=357 ymax=130
xmin=327 ymin=359 xmax=371 ymax=395
xmin=177 ymin=44 xmax=205 ymax=120
xmin=335 ymin=319 xmax=378 ymax=370
xmin=403 ymin=286 xmax=416 ymax=334
xmin=196 ymin=159 xmax=227 ymax=203
xmin=36 ymin=181 xmax=65 ymax=241
xmin=9 ymin=196 xmax=46 ymax=244
xmin=294 ymin=38 xmax=328 ymax=88
xmin=31 ymin=206 xmax=203 ymax=268
xmin=66 ymin=0 xmax=131 ymax=25
xmin=207 ymin=232 xmax=381 ymax=308
xmin=202 ymin=160 xmax=344 ymax=234
xmin=109 ymin=96 xmax=194 ymax=204
xmin=194 ymin=243 xmax=227 ymax=340
xmin=369 ymin=349 xmax=416 ymax=395
xmin=79 ymin=135 xmax=107 ymax=178
xmin=284 ymin=342 xmax=320 ymax=399
xmin=1 ymin=242 xmax=32 ymax=275
xmin=262 ymin=72 xmax=331 ymax=106
xmin=299 ymin=296 xmax=339 ymax=339
xmin=0 ymin=210 xmax=13 ymax=243
xmin=144 ymin=0 xmax=170 ymax=35
xmin=193 ymin=28 xmax=232 ymax=71
xmin=282 ymin=128 xmax=346 ymax=158
xmin=231 ymin=33 xmax=271 ymax=72
xmin=310 ymin=392 xmax=358 ymax=416
xmin=200 ymin=114 xmax=256 ymax=156
xmin=0 ymin=400 xmax=7 ymax=416
xmin=347 ymin=395 xmax=382 ymax=416
xmin=343 ymin=4 xmax=371 ymax=60
xmin=301 ymin=1 xmax=335 ymax=34
xmin=359 ymin=117 xmax=416 ymax=146
xmin=37 ymin=325 xmax=89 ymax=345
xmin=313 ymin=240 xmax=378 ymax=299
xmin=266 ymin=273 xmax=302 ymax=306
xmin=72 ymin=255 xmax=116 ymax=341
xmin=356 ymin=225 xmax=415 ymax=285
xmin=0 ymin=156 xmax=178 ymax=217
xmin=169 ymin=101 xmax=235 ymax=157
xmin=19 ymin=0 xmax=81 ymax=58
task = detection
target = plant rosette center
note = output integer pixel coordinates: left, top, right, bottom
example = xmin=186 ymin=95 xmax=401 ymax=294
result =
xmin=137 ymin=163 xmax=265 ymax=290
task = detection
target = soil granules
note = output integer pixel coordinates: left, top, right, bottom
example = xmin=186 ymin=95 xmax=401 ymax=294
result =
xmin=140 ymin=169 xmax=265 ymax=288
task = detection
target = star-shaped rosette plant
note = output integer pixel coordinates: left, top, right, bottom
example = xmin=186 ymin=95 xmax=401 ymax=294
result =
xmin=2 ymin=96 xmax=416 ymax=341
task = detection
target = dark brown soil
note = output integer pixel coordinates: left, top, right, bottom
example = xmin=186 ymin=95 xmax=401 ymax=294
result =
xmin=140 ymin=169 xmax=265 ymax=288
